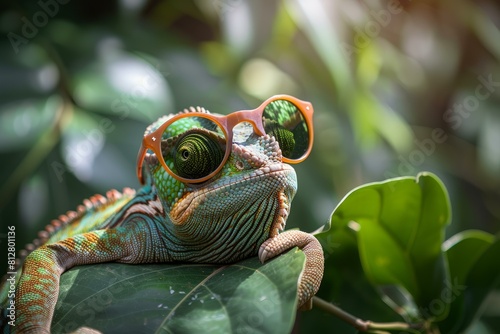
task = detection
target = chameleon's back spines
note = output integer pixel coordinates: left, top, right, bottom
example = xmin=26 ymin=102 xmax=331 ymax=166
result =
xmin=16 ymin=187 xmax=137 ymax=266
xmin=183 ymin=106 xmax=209 ymax=114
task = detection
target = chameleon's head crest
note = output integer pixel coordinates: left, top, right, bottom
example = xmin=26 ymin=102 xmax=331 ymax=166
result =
xmin=144 ymin=106 xmax=210 ymax=137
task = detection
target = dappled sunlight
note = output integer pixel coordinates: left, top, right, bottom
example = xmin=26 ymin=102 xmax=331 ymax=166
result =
xmin=238 ymin=58 xmax=298 ymax=100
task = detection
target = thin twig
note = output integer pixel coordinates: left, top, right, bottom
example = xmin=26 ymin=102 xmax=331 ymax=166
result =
xmin=313 ymin=296 xmax=423 ymax=333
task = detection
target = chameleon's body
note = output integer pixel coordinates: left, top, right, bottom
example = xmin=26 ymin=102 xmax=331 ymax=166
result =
xmin=0 ymin=106 xmax=324 ymax=333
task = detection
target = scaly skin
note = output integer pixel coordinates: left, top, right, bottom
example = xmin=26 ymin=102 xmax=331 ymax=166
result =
xmin=0 ymin=105 xmax=324 ymax=333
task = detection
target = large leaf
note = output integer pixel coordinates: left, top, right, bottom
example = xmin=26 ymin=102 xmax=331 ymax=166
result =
xmin=440 ymin=230 xmax=500 ymax=333
xmin=52 ymin=249 xmax=305 ymax=334
xmin=316 ymin=172 xmax=451 ymax=321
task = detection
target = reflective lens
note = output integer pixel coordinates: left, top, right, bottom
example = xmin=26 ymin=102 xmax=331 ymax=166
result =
xmin=161 ymin=117 xmax=226 ymax=180
xmin=262 ymin=99 xmax=310 ymax=160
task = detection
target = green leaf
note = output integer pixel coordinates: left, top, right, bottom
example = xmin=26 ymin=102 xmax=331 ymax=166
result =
xmin=440 ymin=230 xmax=500 ymax=333
xmin=316 ymin=172 xmax=451 ymax=320
xmin=443 ymin=230 xmax=493 ymax=289
xmin=52 ymin=250 xmax=305 ymax=334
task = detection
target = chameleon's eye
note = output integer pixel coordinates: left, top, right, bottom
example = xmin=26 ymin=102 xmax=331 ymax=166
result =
xmin=173 ymin=133 xmax=225 ymax=179
xmin=262 ymin=100 xmax=310 ymax=160
xmin=159 ymin=116 xmax=227 ymax=182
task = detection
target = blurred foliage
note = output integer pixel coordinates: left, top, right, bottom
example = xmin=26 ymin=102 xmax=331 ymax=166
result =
xmin=0 ymin=0 xmax=499 ymax=332
xmin=52 ymin=251 xmax=305 ymax=333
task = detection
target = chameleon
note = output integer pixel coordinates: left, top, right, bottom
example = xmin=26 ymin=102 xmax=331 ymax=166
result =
xmin=0 ymin=95 xmax=324 ymax=333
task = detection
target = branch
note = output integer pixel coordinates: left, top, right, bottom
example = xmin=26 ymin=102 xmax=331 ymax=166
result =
xmin=313 ymin=296 xmax=425 ymax=333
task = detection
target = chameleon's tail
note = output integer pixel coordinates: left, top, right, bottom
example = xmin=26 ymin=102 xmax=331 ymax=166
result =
xmin=1 ymin=189 xmax=137 ymax=279
xmin=1 ymin=310 xmax=8 ymax=334
xmin=15 ymin=188 xmax=136 ymax=266
xmin=0 ymin=188 xmax=136 ymax=334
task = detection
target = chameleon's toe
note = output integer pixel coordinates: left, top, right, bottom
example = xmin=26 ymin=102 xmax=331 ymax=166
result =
xmin=259 ymin=230 xmax=324 ymax=308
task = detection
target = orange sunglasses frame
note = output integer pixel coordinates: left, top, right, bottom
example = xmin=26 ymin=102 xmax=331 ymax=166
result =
xmin=136 ymin=94 xmax=314 ymax=185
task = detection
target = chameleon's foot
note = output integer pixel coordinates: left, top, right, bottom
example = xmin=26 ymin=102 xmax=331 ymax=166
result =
xmin=259 ymin=230 xmax=324 ymax=309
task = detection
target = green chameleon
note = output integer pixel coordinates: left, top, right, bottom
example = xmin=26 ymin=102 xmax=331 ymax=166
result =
xmin=0 ymin=95 xmax=324 ymax=333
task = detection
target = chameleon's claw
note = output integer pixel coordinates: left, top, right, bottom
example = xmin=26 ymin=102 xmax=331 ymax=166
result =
xmin=258 ymin=244 xmax=272 ymax=262
xmin=299 ymin=298 xmax=313 ymax=311
xmin=259 ymin=230 xmax=324 ymax=309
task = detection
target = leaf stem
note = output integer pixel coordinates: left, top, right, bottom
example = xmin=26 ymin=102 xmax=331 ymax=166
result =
xmin=312 ymin=296 xmax=423 ymax=333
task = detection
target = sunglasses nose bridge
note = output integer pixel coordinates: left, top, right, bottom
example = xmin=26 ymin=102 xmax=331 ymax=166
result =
xmin=250 ymin=119 xmax=266 ymax=136
xmin=225 ymin=110 xmax=265 ymax=139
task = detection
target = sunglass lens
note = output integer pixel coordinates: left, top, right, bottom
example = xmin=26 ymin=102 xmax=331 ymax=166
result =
xmin=262 ymin=100 xmax=309 ymax=160
xmin=162 ymin=117 xmax=226 ymax=180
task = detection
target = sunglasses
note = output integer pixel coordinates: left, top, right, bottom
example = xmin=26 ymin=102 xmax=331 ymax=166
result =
xmin=136 ymin=95 xmax=314 ymax=184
